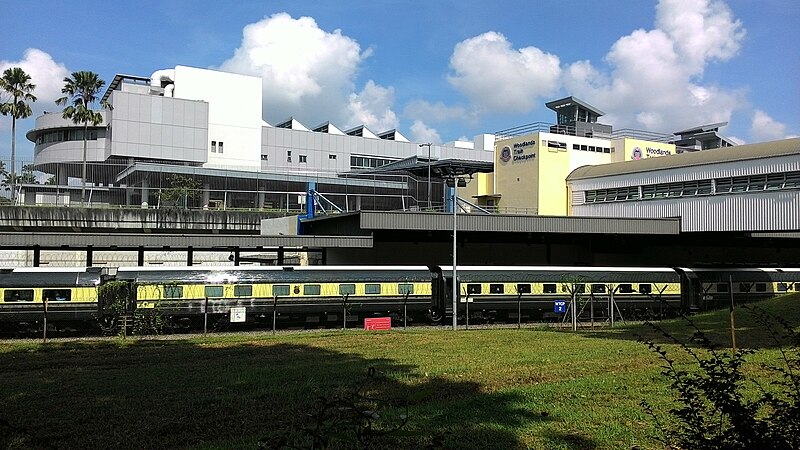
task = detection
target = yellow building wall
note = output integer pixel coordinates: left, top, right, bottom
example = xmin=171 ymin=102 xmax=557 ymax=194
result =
xmin=613 ymin=138 xmax=676 ymax=161
xmin=494 ymin=134 xmax=541 ymax=214
xmin=536 ymin=140 xmax=572 ymax=216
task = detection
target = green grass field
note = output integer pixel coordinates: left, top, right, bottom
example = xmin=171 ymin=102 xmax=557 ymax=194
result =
xmin=1 ymin=295 xmax=798 ymax=449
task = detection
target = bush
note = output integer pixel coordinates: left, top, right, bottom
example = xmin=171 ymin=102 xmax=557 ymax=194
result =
xmin=640 ymin=306 xmax=800 ymax=449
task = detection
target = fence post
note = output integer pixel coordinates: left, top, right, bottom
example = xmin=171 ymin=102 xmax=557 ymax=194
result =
xmin=42 ymin=296 xmax=48 ymax=344
xmin=517 ymin=293 xmax=522 ymax=329
xmin=403 ymin=292 xmax=408 ymax=330
xmin=203 ymin=296 xmax=209 ymax=336
xmin=272 ymin=295 xmax=278 ymax=335
xmin=342 ymin=294 xmax=348 ymax=330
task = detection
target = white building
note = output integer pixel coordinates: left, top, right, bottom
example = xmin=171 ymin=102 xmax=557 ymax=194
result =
xmin=26 ymin=65 xmax=493 ymax=210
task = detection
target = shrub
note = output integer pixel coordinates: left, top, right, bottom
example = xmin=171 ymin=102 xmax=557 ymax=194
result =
xmin=640 ymin=306 xmax=800 ymax=449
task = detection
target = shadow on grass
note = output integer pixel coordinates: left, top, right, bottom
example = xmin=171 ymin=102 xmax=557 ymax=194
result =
xmin=0 ymin=336 xmax=573 ymax=449
xmin=568 ymin=294 xmax=800 ymax=350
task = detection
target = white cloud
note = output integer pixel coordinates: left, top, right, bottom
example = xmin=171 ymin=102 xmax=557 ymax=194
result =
xmin=655 ymin=0 xmax=745 ymax=75
xmin=0 ymin=48 xmax=69 ymax=112
xmin=219 ymin=13 xmax=379 ymax=128
xmin=750 ymin=110 xmax=788 ymax=142
xmin=346 ymin=80 xmax=398 ymax=132
xmin=447 ymin=31 xmax=560 ymax=114
xmin=409 ymin=120 xmax=442 ymax=144
xmin=727 ymin=135 xmax=746 ymax=145
xmin=563 ymin=0 xmax=747 ymax=134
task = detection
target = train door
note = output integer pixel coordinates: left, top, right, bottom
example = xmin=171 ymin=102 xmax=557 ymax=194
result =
xmin=675 ymin=268 xmax=701 ymax=312
xmin=428 ymin=266 xmax=446 ymax=323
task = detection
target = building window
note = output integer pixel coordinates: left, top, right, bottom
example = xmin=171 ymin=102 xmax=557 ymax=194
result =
xmin=261 ymin=154 xmax=268 ymax=161
xmin=329 ymin=154 xmax=337 ymax=160
xmin=218 ymin=142 xmax=223 ymax=153
xmin=299 ymin=155 xmax=307 ymax=163
xmin=287 ymin=151 xmax=292 ymax=163
xmin=211 ymin=141 xmax=217 ymax=153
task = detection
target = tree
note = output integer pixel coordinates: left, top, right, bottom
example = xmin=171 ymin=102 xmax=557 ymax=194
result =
xmin=56 ymin=71 xmax=109 ymax=206
xmin=0 ymin=67 xmax=37 ymax=203
xmin=157 ymin=174 xmax=202 ymax=209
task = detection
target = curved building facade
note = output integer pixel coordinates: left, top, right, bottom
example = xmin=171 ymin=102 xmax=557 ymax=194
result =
xmin=26 ymin=111 xmax=110 ymax=180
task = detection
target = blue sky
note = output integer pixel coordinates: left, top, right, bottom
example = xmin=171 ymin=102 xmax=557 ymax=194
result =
xmin=1 ymin=0 xmax=798 ymax=160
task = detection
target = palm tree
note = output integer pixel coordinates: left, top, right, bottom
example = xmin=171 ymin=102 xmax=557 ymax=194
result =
xmin=0 ymin=67 xmax=37 ymax=203
xmin=56 ymin=71 xmax=109 ymax=206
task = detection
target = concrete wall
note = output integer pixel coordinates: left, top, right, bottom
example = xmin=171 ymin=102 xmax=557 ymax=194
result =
xmin=109 ymin=91 xmax=208 ymax=164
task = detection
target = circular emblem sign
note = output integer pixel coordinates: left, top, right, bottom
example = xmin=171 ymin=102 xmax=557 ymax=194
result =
xmin=500 ymin=146 xmax=511 ymax=163
xmin=632 ymin=147 xmax=643 ymax=160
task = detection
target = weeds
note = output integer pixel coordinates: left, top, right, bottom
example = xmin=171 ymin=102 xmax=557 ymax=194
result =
xmin=640 ymin=306 xmax=800 ymax=449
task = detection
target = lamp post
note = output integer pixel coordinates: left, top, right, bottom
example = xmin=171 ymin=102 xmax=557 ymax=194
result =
xmin=448 ymin=175 xmax=467 ymax=330
xmin=452 ymin=182 xmax=457 ymax=330
xmin=419 ymin=143 xmax=432 ymax=209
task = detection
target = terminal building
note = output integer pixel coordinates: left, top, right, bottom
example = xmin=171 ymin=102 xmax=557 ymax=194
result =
xmin=25 ymin=65 xmax=493 ymax=211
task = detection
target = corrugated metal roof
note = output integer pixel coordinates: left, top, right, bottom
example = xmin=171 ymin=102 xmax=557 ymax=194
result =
xmin=0 ymin=233 xmax=373 ymax=249
xmin=359 ymin=211 xmax=680 ymax=235
xmin=567 ymin=138 xmax=800 ymax=181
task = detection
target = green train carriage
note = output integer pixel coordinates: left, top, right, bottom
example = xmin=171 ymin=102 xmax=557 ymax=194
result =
xmin=115 ymin=265 xmax=436 ymax=327
xmin=0 ymin=267 xmax=103 ymax=332
xmin=438 ymin=266 xmax=683 ymax=323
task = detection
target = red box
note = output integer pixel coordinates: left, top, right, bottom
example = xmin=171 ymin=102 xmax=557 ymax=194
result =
xmin=364 ymin=317 xmax=392 ymax=330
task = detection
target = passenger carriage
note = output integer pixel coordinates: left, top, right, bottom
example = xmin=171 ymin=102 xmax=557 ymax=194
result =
xmin=437 ymin=266 xmax=682 ymax=322
xmin=0 ymin=267 xmax=103 ymax=332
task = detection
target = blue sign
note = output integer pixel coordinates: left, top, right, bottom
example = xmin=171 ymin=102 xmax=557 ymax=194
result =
xmin=554 ymin=300 xmax=567 ymax=314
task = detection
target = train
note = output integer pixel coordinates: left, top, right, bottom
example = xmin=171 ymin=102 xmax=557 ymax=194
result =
xmin=1 ymin=265 xmax=798 ymax=334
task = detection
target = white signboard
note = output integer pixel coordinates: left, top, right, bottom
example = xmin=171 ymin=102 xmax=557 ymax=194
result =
xmin=230 ymin=307 xmax=246 ymax=323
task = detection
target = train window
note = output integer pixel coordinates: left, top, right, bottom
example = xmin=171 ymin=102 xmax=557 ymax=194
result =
xmin=617 ymin=284 xmax=633 ymax=294
xmin=339 ymin=284 xmax=355 ymax=296
xmin=591 ymin=284 xmax=606 ymax=294
xmin=234 ymin=285 xmax=252 ymax=297
xmin=543 ymin=284 xmax=557 ymax=294
xmin=467 ymin=284 xmax=482 ymax=294
xmin=639 ymin=284 xmax=652 ymax=294
xmin=303 ymin=285 xmax=321 ymax=296
xmin=3 ymin=289 xmax=34 ymax=302
xmin=755 ymin=283 xmax=767 ymax=292
xmin=516 ymin=284 xmax=531 ymax=294
xmin=163 ymin=285 xmax=183 ymax=298
xmin=716 ymin=283 xmax=729 ymax=293
xmin=490 ymin=284 xmax=504 ymax=294
xmin=739 ymin=283 xmax=752 ymax=292
xmin=365 ymin=284 xmax=381 ymax=295
xmin=273 ymin=285 xmax=290 ymax=296
xmin=574 ymin=284 xmax=585 ymax=294
xmin=778 ymin=283 xmax=790 ymax=292
xmin=43 ymin=289 xmax=71 ymax=302
xmin=398 ymin=283 xmax=414 ymax=295
xmin=205 ymin=286 xmax=224 ymax=298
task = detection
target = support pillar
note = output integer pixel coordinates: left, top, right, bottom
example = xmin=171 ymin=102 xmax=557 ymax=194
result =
xmin=141 ymin=179 xmax=150 ymax=207
xmin=86 ymin=247 xmax=93 ymax=267
xmin=33 ymin=246 xmax=41 ymax=267
xmin=277 ymin=247 xmax=285 ymax=265
xmin=202 ymin=183 xmax=210 ymax=209
xmin=187 ymin=247 xmax=194 ymax=266
xmin=137 ymin=246 xmax=145 ymax=266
